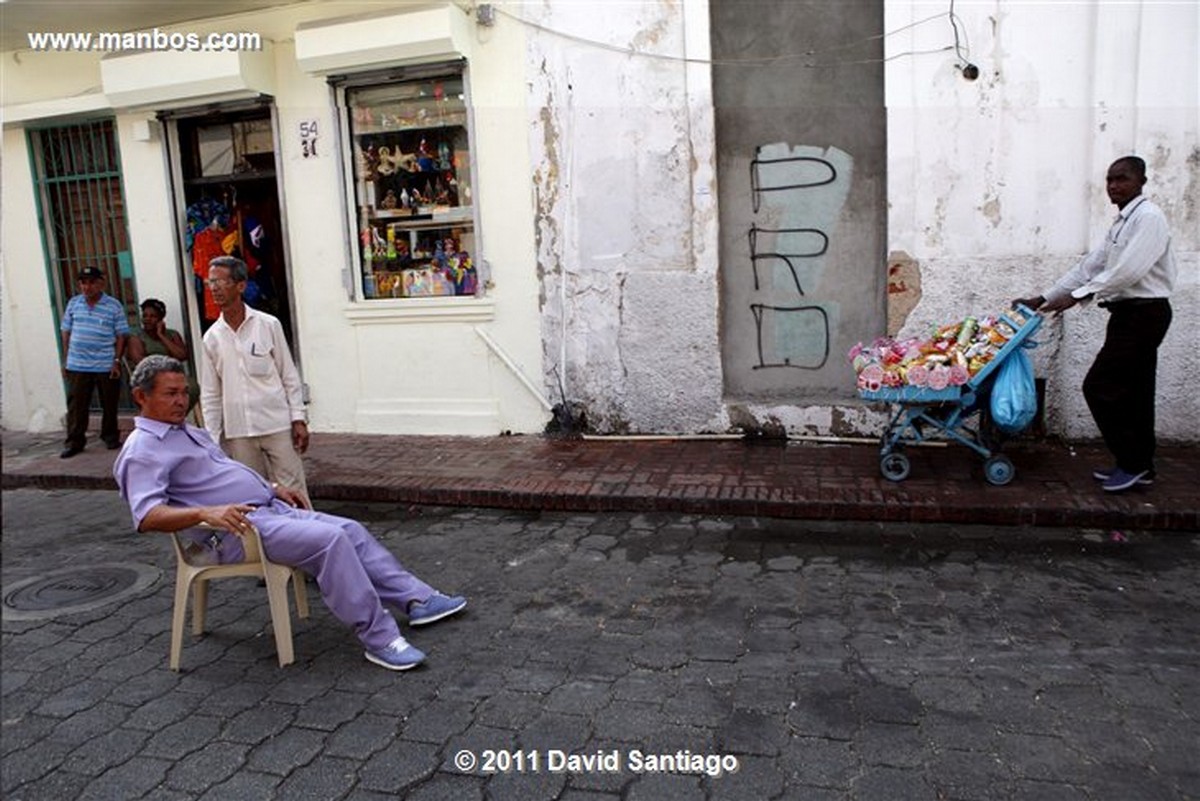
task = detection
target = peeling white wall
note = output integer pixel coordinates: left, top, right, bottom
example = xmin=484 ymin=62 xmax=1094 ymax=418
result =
xmin=4 ymin=0 xmax=1197 ymax=442
xmin=886 ymin=0 xmax=1199 ymax=442
xmin=529 ymin=0 xmax=1196 ymax=442
xmin=528 ymin=0 xmax=725 ymax=433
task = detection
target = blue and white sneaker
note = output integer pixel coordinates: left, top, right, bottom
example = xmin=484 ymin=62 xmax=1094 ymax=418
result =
xmin=408 ymin=593 xmax=467 ymax=626
xmin=364 ymin=636 xmax=426 ymax=671
xmin=1101 ymin=468 xmax=1149 ymax=493
xmin=1093 ymin=467 xmax=1154 ymax=486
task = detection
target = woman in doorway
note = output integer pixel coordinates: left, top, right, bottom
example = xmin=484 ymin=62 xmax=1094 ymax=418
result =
xmin=127 ymin=298 xmax=200 ymax=412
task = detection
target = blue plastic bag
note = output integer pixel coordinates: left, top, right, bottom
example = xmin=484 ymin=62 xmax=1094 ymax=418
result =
xmin=990 ymin=348 xmax=1037 ymax=434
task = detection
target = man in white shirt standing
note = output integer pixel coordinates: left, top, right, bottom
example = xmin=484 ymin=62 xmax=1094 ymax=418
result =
xmin=1015 ymin=155 xmax=1176 ymax=493
xmin=200 ymin=256 xmax=312 ymax=507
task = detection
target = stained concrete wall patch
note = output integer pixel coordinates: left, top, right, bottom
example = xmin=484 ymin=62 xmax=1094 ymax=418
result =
xmin=886 ymin=250 xmax=922 ymax=336
xmin=2 ymin=562 xmax=161 ymax=621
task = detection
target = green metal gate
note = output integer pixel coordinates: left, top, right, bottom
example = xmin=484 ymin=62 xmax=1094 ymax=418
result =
xmin=28 ymin=119 xmax=138 ymax=405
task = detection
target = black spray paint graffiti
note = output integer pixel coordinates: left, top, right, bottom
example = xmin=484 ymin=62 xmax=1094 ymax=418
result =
xmin=747 ymin=148 xmax=835 ymax=370
xmin=748 ymin=225 xmax=828 ymax=295
xmin=749 ymin=153 xmax=837 ymax=213
xmin=750 ymin=304 xmax=830 ymax=369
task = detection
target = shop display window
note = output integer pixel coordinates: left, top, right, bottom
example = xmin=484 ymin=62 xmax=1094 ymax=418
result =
xmin=343 ymin=70 xmax=479 ymax=299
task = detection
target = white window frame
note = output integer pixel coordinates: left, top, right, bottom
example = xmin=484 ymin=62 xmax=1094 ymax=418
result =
xmin=332 ymin=60 xmax=487 ymax=310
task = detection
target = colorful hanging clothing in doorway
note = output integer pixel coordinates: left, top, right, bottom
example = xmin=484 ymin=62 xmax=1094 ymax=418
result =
xmin=186 ymin=198 xmax=232 ymax=322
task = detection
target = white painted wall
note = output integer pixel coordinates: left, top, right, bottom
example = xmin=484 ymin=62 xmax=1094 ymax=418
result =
xmin=522 ymin=0 xmax=1196 ymax=441
xmin=4 ymin=0 xmax=1197 ymax=443
xmin=115 ymin=114 xmax=187 ymax=341
xmin=1 ymin=127 xmax=66 ymax=433
xmin=527 ymin=0 xmax=726 ymax=433
xmin=885 ymin=0 xmax=1199 ymax=441
xmin=2 ymin=1 xmax=548 ymax=437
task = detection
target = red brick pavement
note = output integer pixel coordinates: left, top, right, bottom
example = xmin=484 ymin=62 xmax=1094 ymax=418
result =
xmin=5 ymin=425 xmax=1196 ymax=531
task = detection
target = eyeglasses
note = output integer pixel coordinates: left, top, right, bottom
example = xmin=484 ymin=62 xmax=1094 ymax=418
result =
xmin=205 ymin=278 xmax=234 ymax=287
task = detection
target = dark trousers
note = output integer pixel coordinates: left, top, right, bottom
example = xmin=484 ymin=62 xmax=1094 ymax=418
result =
xmin=1082 ymin=299 xmax=1172 ymax=474
xmin=64 ymin=370 xmax=121 ymax=449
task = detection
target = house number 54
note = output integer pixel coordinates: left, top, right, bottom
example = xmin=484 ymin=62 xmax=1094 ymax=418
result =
xmin=299 ymin=120 xmax=318 ymax=158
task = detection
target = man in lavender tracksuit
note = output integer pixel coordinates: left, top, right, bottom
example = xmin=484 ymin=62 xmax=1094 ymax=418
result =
xmin=115 ymin=354 xmax=466 ymax=671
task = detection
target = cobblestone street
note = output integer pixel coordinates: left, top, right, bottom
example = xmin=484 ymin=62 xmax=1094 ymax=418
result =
xmin=3 ymin=488 xmax=1198 ymax=800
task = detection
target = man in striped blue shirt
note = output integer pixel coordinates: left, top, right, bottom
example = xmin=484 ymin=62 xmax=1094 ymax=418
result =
xmin=60 ymin=266 xmax=130 ymax=458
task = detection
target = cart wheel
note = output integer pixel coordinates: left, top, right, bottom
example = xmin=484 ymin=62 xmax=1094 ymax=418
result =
xmin=984 ymin=455 xmax=1015 ymax=486
xmin=880 ymin=452 xmax=911 ymax=482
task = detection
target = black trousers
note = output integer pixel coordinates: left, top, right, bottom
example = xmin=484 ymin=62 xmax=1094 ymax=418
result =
xmin=64 ymin=370 xmax=121 ymax=449
xmin=1082 ymin=299 xmax=1172 ymax=474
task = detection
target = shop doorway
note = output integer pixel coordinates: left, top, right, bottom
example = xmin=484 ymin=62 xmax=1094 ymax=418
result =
xmin=165 ymin=104 xmax=297 ymax=354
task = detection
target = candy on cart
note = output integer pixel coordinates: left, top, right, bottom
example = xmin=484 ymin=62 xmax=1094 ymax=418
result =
xmin=848 ymin=313 xmax=1016 ymax=388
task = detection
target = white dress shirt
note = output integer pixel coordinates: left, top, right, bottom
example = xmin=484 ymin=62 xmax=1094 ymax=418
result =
xmin=200 ymin=307 xmax=306 ymax=443
xmin=1045 ymin=195 xmax=1177 ymax=304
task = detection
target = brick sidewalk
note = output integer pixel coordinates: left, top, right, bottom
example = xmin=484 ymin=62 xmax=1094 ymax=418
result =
xmin=3 ymin=426 xmax=1197 ymax=531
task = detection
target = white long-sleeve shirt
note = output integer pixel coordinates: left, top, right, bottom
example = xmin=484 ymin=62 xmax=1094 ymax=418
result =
xmin=200 ymin=307 xmax=306 ymax=444
xmin=1045 ymin=195 xmax=1177 ymax=304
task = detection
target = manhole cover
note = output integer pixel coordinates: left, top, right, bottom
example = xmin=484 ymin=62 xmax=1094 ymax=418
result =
xmin=2 ymin=563 xmax=160 ymax=621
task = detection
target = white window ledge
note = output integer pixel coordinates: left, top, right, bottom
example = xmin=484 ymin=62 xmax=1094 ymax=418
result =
xmin=343 ymin=296 xmax=495 ymax=325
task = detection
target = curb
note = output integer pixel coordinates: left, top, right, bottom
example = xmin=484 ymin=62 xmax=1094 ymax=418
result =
xmin=9 ymin=473 xmax=1192 ymax=532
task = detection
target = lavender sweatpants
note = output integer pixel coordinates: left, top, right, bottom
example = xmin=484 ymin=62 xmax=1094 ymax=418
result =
xmin=242 ymin=500 xmax=434 ymax=651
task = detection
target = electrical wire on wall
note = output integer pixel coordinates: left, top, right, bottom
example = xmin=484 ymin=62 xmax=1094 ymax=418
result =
xmin=449 ymin=0 xmax=983 ymax=430
xmin=948 ymin=0 xmax=980 ymax=80
xmin=455 ymin=2 xmax=977 ymax=71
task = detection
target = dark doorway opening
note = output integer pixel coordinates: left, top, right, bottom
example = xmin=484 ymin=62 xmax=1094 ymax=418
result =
xmin=175 ymin=107 xmax=295 ymax=346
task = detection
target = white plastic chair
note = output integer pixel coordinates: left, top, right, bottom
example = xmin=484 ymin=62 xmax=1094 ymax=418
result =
xmin=154 ymin=523 xmax=309 ymax=670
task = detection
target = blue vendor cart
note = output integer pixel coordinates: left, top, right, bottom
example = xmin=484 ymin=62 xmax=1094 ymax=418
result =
xmin=858 ymin=305 xmax=1042 ymax=486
